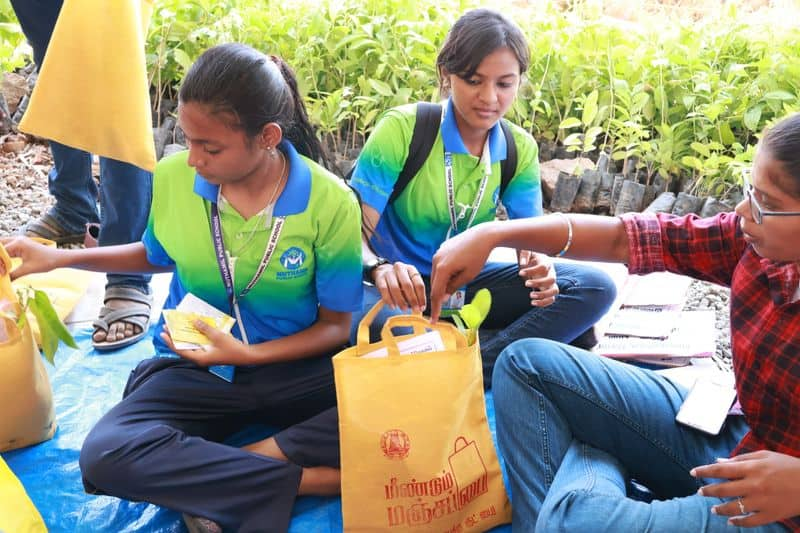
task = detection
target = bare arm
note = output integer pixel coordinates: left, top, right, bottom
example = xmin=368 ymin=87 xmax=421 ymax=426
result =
xmin=164 ymin=305 xmax=352 ymax=366
xmin=429 ymin=214 xmax=629 ymax=321
xmin=2 ymin=237 xmax=172 ymax=280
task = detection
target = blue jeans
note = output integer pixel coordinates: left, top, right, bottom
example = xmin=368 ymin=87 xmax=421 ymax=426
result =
xmin=351 ymin=261 xmax=616 ymax=387
xmin=11 ymin=0 xmax=152 ymax=292
xmin=492 ymin=339 xmax=787 ymax=532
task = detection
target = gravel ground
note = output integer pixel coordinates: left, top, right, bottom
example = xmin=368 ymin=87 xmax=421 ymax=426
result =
xmin=685 ymin=280 xmax=732 ymax=366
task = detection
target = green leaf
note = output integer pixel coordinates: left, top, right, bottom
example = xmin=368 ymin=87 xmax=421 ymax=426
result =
xmin=743 ymin=106 xmax=762 ymax=131
xmin=558 ymin=117 xmax=582 ymax=130
xmin=28 ymin=289 xmax=76 ymax=365
xmin=763 ymin=90 xmax=795 ymax=102
xmin=691 ymin=142 xmax=711 ymax=157
xmin=581 ymin=90 xmax=599 ymax=126
xmin=367 ymin=78 xmax=393 ymax=97
xmin=172 ymin=48 xmax=194 ymax=71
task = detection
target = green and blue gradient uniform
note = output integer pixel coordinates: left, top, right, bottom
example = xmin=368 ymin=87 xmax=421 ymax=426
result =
xmin=350 ymin=99 xmax=542 ymax=275
xmin=143 ymin=140 xmax=363 ymax=352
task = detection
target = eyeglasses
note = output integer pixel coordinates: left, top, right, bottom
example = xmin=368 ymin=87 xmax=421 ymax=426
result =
xmin=741 ymin=168 xmax=800 ymax=225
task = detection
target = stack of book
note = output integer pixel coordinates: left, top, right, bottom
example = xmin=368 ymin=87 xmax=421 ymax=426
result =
xmin=594 ymin=272 xmax=716 ymax=367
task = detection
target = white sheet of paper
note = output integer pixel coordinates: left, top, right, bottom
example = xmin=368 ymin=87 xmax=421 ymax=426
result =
xmin=362 ymin=331 xmax=446 ymax=359
xmin=596 ymin=310 xmax=716 ymax=359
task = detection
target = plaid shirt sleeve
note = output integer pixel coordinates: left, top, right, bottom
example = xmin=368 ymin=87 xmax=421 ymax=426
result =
xmin=621 ymin=212 xmax=746 ymax=286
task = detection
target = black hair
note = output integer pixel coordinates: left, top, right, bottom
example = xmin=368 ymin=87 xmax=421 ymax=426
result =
xmin=762 ymin=113 xmax=800 ymax=197
xmin=436 ymin=9 xmax=530 ymax=97
xmin=179 ymin=43 xmax=329 ymax=166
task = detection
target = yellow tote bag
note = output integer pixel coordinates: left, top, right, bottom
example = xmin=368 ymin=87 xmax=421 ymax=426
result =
xmin=0 ymin=244 xmax=56 ymax=452
xmin=333 ymin=302 xmax=512 ymax=532
xmin=19 ymin=0 xmax=156 ymax=171
xmin=0 ymin=457 xmax=47 ymax=533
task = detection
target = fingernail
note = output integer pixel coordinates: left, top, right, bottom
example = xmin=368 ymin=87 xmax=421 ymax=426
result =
xmin=697 ymin=487 xmax=704 ymax=495
xmin=689 ymin=468 xmax=697 ymax=477
xmin=716 ymin=457 xmax=731 ymax=463
xmin=711 ymin=506 xmax=718 ymax=515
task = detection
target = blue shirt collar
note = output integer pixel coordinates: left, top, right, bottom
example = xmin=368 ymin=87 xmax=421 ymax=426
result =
xmin=193 ymin=139 xmax=311 ymax=215
xmin=439 ymin=98 xmax=507 ymax=163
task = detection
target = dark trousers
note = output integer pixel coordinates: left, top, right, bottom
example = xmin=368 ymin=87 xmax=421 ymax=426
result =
xmin=79 ymin=355 xmax=341 ymax=533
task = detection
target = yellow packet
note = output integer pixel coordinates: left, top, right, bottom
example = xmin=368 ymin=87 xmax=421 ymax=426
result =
xmin=162 ymin=309 xmax=235 ymax=347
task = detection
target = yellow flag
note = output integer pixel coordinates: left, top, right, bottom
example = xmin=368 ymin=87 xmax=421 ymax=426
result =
xmin=19 ymin=0 xmax=156 ymax=171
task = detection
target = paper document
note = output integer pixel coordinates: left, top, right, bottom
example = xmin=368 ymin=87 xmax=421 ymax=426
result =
xmin=163 ymin=293 xmax=236 ymax=350
xmin=596 ymin=310 xmax=716 ymax=360
xmin=604 ymin=306 xmax=682 ymax=338
xmin=362 ymin=331 xmax=446 ymax=359
xmin=622 ymin=272 xmax=693 ymax=307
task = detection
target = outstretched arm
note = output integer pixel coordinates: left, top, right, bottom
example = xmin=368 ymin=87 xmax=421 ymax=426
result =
xmin=2 ymin=237 xmax=171 ymax=279
xmin=429 ymin=214 xmax=629 ymax=321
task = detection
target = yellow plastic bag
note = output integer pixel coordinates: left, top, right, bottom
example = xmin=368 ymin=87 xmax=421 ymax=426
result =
xmin=19 ymin=0 xmax=156 ymax=171
xmin=0 ymin=244 xmax=56 ymax=452
xmin=333 ymin=302 xmax=512 ymax=532
xmin=0 ymin=456 xmax=47 ymax=533
xmin=9 ymin=239 xmax=92 ymax=347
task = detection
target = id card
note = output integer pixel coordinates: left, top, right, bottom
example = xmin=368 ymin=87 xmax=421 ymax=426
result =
xmin=439 ymin=288 xmax=466 ymax=317
xmin=675 ymin=378 xmax=737 ymax=435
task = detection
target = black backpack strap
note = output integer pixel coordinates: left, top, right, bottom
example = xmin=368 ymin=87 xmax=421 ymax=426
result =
xmin=387 ymin=102 xmax=442 ymax=204
xmin=498 ymin=119 xmax=517 ymax=198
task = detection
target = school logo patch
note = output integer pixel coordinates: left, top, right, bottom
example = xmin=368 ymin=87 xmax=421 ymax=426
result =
xmin=277 ymin=246 xmax=309 ymax=280
xmin=280 ymin=247 xmax=306 ymax=270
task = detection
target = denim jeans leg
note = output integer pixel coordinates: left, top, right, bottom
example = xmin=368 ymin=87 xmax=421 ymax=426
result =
xmin=536 ymin=440 xmax=787 ymax=533
xmin=98 ymin=157 xmax=152 ymax=292
xmin=471 ymin=261 xmax=616 ymax=387
xmin=45 ymin=142 xmax=100 ymax=234
xmin=492 ymin=339 xmax=759 ymax=531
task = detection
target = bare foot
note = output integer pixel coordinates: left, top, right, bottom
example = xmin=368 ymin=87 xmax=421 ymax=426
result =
xmin=92 ymin=298 xmax=143 ymax=343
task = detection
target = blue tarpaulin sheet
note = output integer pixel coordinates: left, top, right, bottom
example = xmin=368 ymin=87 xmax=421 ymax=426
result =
xmin=2 ymin=327 xmax=512 ymax=532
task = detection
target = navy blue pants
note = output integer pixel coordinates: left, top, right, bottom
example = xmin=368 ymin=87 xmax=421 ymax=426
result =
xmin=10 ymin=0 xmax=152 ymax=292
xmin=80 ymin=355 xmax=341 ymax=532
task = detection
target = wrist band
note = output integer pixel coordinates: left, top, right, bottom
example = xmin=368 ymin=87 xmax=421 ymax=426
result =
xmin=554 ymin=212 xmax=573 ymax=257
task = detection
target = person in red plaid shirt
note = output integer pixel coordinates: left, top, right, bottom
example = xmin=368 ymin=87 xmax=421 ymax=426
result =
xmin=428 ymin=113 xmax=800 ymax=531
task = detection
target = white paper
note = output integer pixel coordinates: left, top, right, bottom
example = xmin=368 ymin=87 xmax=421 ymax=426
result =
xmin=362 ymin=331 xmax=446 ymax=359
xmin=596 ymin=310 xmax=716 ymax=360
xmin=604 ymin=306 xmax=682 ymax=338
xmin=622 ymin=272 xmax=693 ymax=307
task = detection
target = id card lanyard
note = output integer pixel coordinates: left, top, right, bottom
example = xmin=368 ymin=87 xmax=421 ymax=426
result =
xmin=444 ymin=137 xmax=493 ymax=241
xmin=210 ymin=190 xmax=285 ymax=345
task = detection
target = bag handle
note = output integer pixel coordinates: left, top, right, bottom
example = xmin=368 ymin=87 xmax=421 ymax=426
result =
xmin=380 ymin=314 xmax=467 ymax=350
xmin=453 ymin=436 xmax=471 ymax=453
xmin=355 ymin=300 xmax=386 ymax=347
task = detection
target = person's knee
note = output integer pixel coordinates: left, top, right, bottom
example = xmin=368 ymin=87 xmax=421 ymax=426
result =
xmin=492 ymin=338 xmax=574 ymax=393
xmin=80 ymin=422 xmax=172 ymax=493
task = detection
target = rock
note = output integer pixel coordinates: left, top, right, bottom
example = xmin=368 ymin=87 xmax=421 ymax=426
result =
xmin=1 ymin=133 xmax=28 ymax=153
xmin=2 ymin=72 xmax=29 ymax=115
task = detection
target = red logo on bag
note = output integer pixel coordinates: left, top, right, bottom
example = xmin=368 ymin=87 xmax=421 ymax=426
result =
xmin=380 ymin=429 xmax=410 ymax=460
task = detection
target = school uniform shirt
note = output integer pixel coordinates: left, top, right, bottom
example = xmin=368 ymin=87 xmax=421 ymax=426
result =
xmin=350 ymin=99 xmax=542 ymax=275
xmin=143 ymin=140 xmax=363 ymax=350
xmin=623 ymin=211 xmax=800 ymax=531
